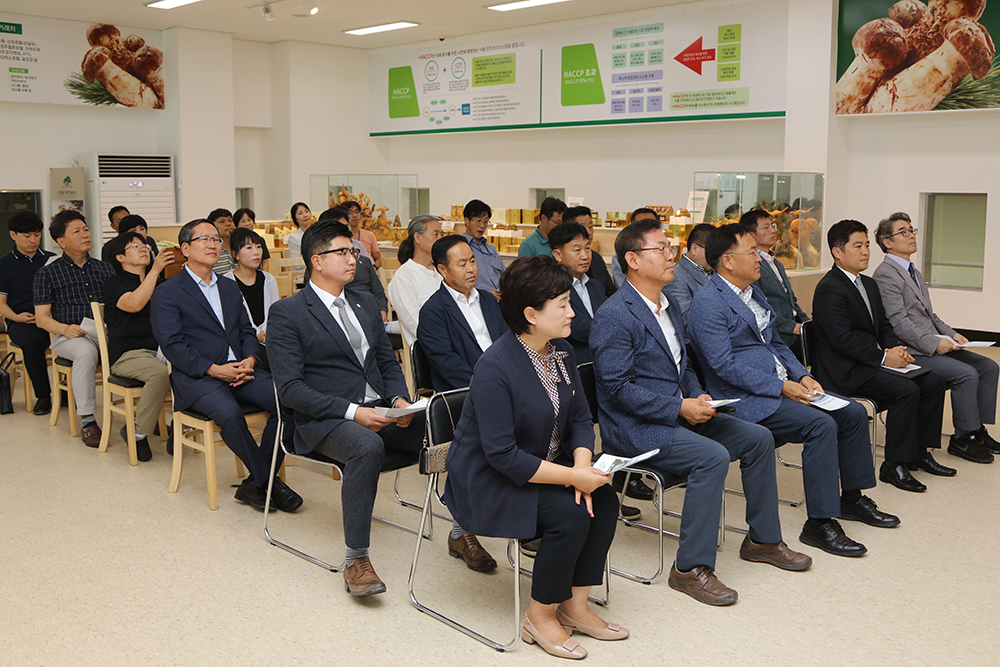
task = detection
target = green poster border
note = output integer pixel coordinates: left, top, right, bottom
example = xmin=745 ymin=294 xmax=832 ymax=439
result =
xmin=370 ymin=111 xmax=785 ymax=137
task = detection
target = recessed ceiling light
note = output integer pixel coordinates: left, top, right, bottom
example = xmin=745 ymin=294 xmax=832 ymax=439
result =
xmin=146 ymin=0 xmax=204 ymax=8
xmin=487 ymin=0 xmax=571 ymax=11
xmin=344 ymin=22 xmax=419 ymax=36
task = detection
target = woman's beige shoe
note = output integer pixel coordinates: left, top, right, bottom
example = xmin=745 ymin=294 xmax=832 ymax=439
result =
xmin=556 ymin=608 xmax=630 ymax=641
xmin=521 ymin=614 xmax=587 ymax=659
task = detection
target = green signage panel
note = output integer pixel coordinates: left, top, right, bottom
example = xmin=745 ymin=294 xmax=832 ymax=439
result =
xmin=719 ymin=24 xmax=741 ymax=43
xmin=387 ymin=66 xmax=419 ymax=118
xmin=9 ymin=67 xmax=28 ymax=74
xmin=561 ymin=43 xmax=605 ymax=106
xmin=472 ymin=53 xmax=517 ymax=87
xmin=629 ymin=51 xmax=645 ymax=67
xmin=670 ymin=87 xmax=750 ymax=111
xmin=719 ymin=44 xmax=741 ymax=63
xmin=649 ymin=48 xmax=664 ymax=66
xmin=612 ymin=23 xmax=663 ymax=39
xmin=717 ymin=63 xmax=742 ymax=82
xmin=0 ymin=22 xmax=22 ymax=35
xmin=612 ymin=52 xmax=627 ymax=69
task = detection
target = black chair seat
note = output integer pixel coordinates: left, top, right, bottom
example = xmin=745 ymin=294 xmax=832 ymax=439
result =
xmin=388 ymin=332 xmax=403 ymax=351
xmin=108 ymin=374 xmax=145 ymax=389
xmin=181 ymin=402 xmax=267 ymax=422
xmin=55 ymin=356 xmax=73 ymax=367
xmin=623 ymin=462 xmax=687 ymax=491
xmin=292 ymin=446 xmax=419 ymax=474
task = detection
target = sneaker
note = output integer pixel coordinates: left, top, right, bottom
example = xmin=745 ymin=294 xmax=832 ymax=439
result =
xmin=947 ymin=432 xmax=994 ymax=464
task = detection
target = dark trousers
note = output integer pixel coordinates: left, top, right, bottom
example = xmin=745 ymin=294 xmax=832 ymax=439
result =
xmin=6 ymin=320 xmax=51 ymax=401
xmin=759 ymin=396 xmax=875 ymax=519
xmin=313 ymin=417 xmax=424 ymax=549
xmin=531 ymin=483 xmax=618 ymax=605
xmin=913 ymin=350 xmax=999 ymax=433
xmin=855 ymin=368 xmax=946 ymax=463
xmin=189 ymin=372 xmax=280 ymax=485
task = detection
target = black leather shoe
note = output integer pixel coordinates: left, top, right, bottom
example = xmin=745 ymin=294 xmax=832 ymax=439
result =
xmin=620 ymin=504 xmax=641 ymax=520
xmin=948 ymin=432 xmax=994 ymax=464
xmin=839 ymin=495 xmax=900 ymax=528
xmin=799 ymin=519 xmax=867 ymax=557
xmin=234 ymin=476 xmax=276 ymax=512
xmin=879 ymin=462 xmax=927 ymax=492
xmin=612 ymin=472 xmax=654 ymax=501
xmin=906 ymin=450 xmax=956 ymax=477
xmin=269 ymin=476 xmax=303 ymax=513
xmin=976 ymin=427 xmax=1000 ymax=455
xmin=32 ymin=397 xmax=51 ymax=416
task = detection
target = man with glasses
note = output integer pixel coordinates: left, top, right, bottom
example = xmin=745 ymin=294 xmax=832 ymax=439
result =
xmin=688 ymin=223 xmax=891 ymax=560
xmin=873 ymin=212 xmax=998 ymax=465
xmin=741 ymin=210 xmax=811 ymax=361
xmin=664 ymin=222 xmax=716 ymax=339
xmin=592 ymin=219 xmax=810 ymax=607
xmin=151 ymin=219 xmax=303 ymax=513
xmin=268 ymin=220 xmax=423 ymax=597
xmin=461 ymin=199 xmax=504 ymax=297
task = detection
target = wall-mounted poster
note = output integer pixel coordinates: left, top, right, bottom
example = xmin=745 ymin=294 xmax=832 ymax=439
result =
xmin=0 ymin=12 xmax=163 ymax=109
xmin=836 ymin=0 xmax=1000 ymax=114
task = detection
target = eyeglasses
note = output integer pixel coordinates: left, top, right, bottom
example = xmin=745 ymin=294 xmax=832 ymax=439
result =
xmin=190 ymin=235 xmax=223 ymax=245
xmin=635 ymin=245 xmax=676 ymax=258
xmin=124 ymin=242 xmax=147 ymax=252
xmin=757 ymin=222 xmax=777 ymax=231
xmin=725 ymin=249 xmax=762 ymax=258
xmin=348 ymin=210 xmax=362 ymax=217
xmin=469 ymin=216 xmax=491 ymax=225
xmin=317 ymin=247 xmax=361 ymax=260
xmin=888 ymin=227 xmax=918 ymax=239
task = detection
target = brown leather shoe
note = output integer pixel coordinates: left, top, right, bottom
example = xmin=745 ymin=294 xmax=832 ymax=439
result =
xmin=668 ymin=563 xmax=738 ymax=606
xmin=81 ymin=423 xmax=102 ymax=448
xmin=448 ymin=532 xmax=498 ymax=571
xmin=739 ymin=536 xmax=813 ymax=571
xmin=343 ymin=557 xmax=386 ymax=597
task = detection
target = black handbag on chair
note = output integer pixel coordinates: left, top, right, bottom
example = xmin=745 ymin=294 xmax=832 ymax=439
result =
xmin=0 ymin=353 xmax=15 ymax=415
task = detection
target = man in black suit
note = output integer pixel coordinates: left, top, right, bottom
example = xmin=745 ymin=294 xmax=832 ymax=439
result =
xmin=564 ymin=205 xmax=616 ymax=297
xmin=550 ymin=222 xmax=606 ymax=364
xmin=811 ymin=220 xmax=948 ymax=492
xmin=267 ymin=221 xmax=427 ymax=597
xmin=318 ymin=206 xmax=388 ymax=320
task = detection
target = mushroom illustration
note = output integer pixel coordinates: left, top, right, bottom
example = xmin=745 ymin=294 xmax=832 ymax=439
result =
xmin=86 ymin=24 xmax=135 ymax=74
xmin=888 ymin=0 xmax=928 ymax=29
xmin=82 ymin=46 xmax=161 ymax=109
xmin=904 ymin=0 xmax=986 ymax=66
xmin=123 ymin=35 xmax=146 ymax=52
xmin=866 ymin=17 xmax=995 ymax=112
xmin=835 ymin=19 xmax=908 ymax=114
xmin=133 ymin=46 xmax=165 ymax=103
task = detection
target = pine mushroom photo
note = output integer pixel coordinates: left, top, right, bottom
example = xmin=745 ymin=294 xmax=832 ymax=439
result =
xmin=64 ymin=24 xmax=165 ymax=109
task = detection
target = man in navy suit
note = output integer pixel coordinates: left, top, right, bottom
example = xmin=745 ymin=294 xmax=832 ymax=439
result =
xmin=550 ymin=222 xmax=606 ymax=364
xmin=267 ymin=221 xmax=442 ymax=597
xmin=151 ymin=219 xmax=302 ymax=514
xmin=663 ymin=222 xmax=715 ymax=339
xmin=417 ymin=235 xmax=508 ymax=392
xmin=689 ymin=223 xmax=897 ymax=560
xmin=591 ymin=219 xmax=811 ymax=607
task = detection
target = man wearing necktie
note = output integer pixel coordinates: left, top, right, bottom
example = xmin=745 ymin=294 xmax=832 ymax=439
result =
xmin=873 ymin=212 xmax=998 ymax=465
xmin=811 ymin=220 xmax=948 ymax=494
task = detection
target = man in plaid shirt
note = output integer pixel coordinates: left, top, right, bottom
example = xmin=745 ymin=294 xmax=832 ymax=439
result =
xmin=34 ymin=210 xmax=116 ymax=447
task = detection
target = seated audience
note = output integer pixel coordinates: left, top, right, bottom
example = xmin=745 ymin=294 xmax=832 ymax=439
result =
xmin=688 ymin=223 xmax=895 ymax=559
xmin=34 ymin=210 xmax=116 ymax=446
xmin=591 ymin=219 xmax=810 ymax=607
xmin=318 ymin=207 xmax=388 ymax=321
xmin=461 ymin=198 xmax=504 ymax=296
xmin=234 ymin=207 xmax=270 ymax=273
xmin=873 ymin=212 xmax=998 ymax=462
xmin=342 ymin=200 xmax=381 ymax=268
xmin=387 ymin=215 xmax=443 ymax=345
xmin=103 ymin=231 xmax=175 ymax=461
xmin=225 ymin=227 xmax=279 ymax=347
xmin=108 ymin=205 xmax=130 ymax=234
xmin=811 ymin=220 xmax=951 ymax=489
xmin=151 ymin=219 xmax=301 ymax=513
xmin=417 ymin=235 xmax=507 ymax=392
xmin=268 ymin=221 xmax=423 ymax=597
xmin=611 ymin=208 xmax=659 ymax=287
xmin=444 ymin=256 xmax=627 ymax=659
xmin=0 ymin=211 xmax=55 ymax=415
xmin=663 ymin=222 xmax=715 ymax=337
xmin=101 ymin=206 xmax=156 ymax=263
xmin=740 ymin=210 xmax=811 ymax=361
xmin=102 ymin=214 xmax=160 ymax=264
xmin=564 ymin=205 xmax=616 ymax=297
xmin=207 ymin=208 xmax=237 ymax=275
xmin=550 ymin=221 xmax=604 ymax=364
xmin=285 ymin=202 xmax=314 ymax=259
xmin=517 ymin=196 xmax=566 ymax=258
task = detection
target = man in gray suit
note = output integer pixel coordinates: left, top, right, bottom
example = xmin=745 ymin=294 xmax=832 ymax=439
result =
xmin=873 ymin=212 xmax=998 ymax=465
xmin=741 ymin=209 xmax=810 ymax=361
xmin=664 ymin=222 xmax=715 ymax=339
xmin=267 ymin=220 xmax=425 ymax=598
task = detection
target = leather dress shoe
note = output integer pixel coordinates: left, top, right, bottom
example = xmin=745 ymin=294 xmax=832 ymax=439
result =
xmin=343 ymin=557 xmax=386 ymax=597
xmin=32 ymin=397 xmax=51 ymax=416
xmin=907 ymin=450 xmax=956 ymax=477
xmin=521 ymin=614 xmax=586 ymax=659
xmin=81 ymin=423 xmax=102 ymax=448
xmin=948 ymin=432 xmax=994 ymax=464
xmin=668 ymin=563 xmax=738 ymax=606
xmin=799 ymin=519 xmax=867 ymax=557
xmin=520 ymin=538 xmax=541 ymax=558
xmin=448 ymin=533 xmax=498 ymax=571
xmin=839 ymin=495 xmax=900 ymax=528
xmin=612 ymin=472 xmax=654 ymax=501
xmin=555 ymin=608 xmax=629 ymax=641
xmin=620 ymin=504 xmax=641 ymax=520
xmin=121 ymin=426 xmax=152 ymax=462
xmin=269 ymin=476 xmax=303 ymax=512
xmin=233 ymin=476 xmax=276 ymax=512
xmin=738 ymin=536 xmax=812 ymax=571
xmin=879 ymin=461 xmax=927 ymax=492
xmin=976 ymin=426 xmax=1000 ymax=454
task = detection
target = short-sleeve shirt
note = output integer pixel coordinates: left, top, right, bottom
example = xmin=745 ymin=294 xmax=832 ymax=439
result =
xmin=34 ymin=254 xmax=116 ymax=326
xmin=102 ymin=271 xmax=158 ymax=365
xmin=357 ymin=228 xmax=379 ymax=261
xmin=517 ymin=227 xmax=553 ymax=257
xmin=0 ymin=248 xmax=56 ymax=313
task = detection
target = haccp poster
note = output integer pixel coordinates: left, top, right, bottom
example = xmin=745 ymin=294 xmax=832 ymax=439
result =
xmin=836 ymin=0 xmax=1000 ymax=114
xmin=369 ymin=0 xmax=787 ymax=136
xmin=0 ymin=12 xmax=163 ymax=109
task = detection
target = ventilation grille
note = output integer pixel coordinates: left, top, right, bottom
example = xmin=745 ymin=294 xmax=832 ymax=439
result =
xmin=97 ymin=154 xmax=173 ymax=179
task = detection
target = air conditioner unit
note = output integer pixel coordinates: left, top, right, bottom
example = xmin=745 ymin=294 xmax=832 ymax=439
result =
xmin=80 ymin=153 xmax=177 ymax=248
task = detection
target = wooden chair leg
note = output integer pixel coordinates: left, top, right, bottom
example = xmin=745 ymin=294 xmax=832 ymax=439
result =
xmin=168 ymin=414 xmax=184 ymax=494
xmin=66 ymin=371 xmax=78 ymax=437
xmin=49 ymin=364 xmax=60 ymax=427
xmin=98 ymin=386 xmax=113 ymax=453
xmin=205 ymin=429 xmax=219 ymax=510
xmin=157 ymin=407 xmax=168 ymax=443
xmin=125 ymin=393 xmax=138 ymax=467
xmin=23 ymin=361 xmax=33 ymax=413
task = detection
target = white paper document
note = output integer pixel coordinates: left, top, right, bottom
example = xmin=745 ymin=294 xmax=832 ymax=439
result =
xmin=374 ymin=397 xmax=429 ymax=418
xmin=936 ymin=335 xmax=995 ymax=348
xmin=809 ymin=392 xmax=850 ymax=411
xmin=706 ymin=399 xmax=740 ymax=408
xmin=881 ymin=363 xmax=922 ymax=374
xmin=593 ymin=448 xmax=661 ymax=475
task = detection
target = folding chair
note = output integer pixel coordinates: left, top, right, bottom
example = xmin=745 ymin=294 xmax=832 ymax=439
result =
xmin=410 ymin=339 xmax=435 ymax=398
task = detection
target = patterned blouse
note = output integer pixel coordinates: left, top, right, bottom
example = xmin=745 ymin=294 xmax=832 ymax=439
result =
xmin=516 ymin=335 xmax=573 ymax=462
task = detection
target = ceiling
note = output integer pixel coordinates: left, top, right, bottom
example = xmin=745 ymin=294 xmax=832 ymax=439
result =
xmin=1 ymin=0 xmax=694 ymax=50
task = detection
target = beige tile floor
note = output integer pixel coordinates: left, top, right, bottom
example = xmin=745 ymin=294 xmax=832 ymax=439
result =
xmin=3 ymin=353 xmax=1000 ymax=666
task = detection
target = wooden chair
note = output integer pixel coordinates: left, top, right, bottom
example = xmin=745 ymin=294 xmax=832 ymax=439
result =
xmin=6 ymin=340 xmax=34 ymax=412
xmin=91 ymin=302 xmax=168 ymax=466
xmin=274 ymin=272 xmax=294 ymax=299
xmin=272 ymin=257 xmax=305 ymax=292
xmin=50 ymin=355 xmax=78 ymax=436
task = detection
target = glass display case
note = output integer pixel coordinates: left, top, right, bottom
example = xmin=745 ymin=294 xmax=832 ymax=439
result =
xmin=309 ymin=174 xmax=418 ymax=241
xmin=693 ymin=171 xmax=825 ymax=271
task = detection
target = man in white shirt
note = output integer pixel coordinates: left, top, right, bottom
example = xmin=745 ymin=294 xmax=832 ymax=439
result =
xmin=387 ymin=215 xmax=442 ymax=346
